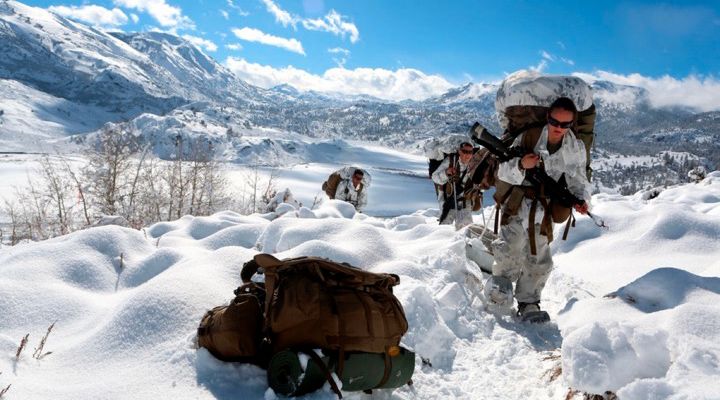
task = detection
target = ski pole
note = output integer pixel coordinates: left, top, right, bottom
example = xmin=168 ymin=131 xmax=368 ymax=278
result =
xmin=587 ymin=211 xmax=608 ymax=229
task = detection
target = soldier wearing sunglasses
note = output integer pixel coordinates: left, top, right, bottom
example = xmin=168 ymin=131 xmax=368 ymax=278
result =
xmin=484 ymin=97 xmax=592 ymax=323
xmin=432 ymin=141 xmax=476 ymax=228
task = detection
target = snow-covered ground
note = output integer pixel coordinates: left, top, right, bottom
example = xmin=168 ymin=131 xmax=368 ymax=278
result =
xmin=1 ymin=141 xmax=719 ymax=400
xmin=0 ymin=139 xmax=448 ymax=218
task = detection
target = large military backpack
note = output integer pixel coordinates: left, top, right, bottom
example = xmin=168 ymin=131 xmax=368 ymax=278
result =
xmin=322 ymin=171 xmax=343 ymax=198
xmin=197 ymin=254 xmax=413 ymax=397
xmin=241 ymin=253 xmax=408 ymax=355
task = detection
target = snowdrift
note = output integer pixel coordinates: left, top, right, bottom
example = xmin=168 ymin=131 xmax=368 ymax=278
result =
xmin=1 ymin=173 xmax=720 ymax=399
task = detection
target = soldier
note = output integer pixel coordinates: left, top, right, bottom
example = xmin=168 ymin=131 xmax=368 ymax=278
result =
xmin=484 ymin=97 xmax=591 ymax=323
xmin=432 ymin=142 xmax=475 ymax=228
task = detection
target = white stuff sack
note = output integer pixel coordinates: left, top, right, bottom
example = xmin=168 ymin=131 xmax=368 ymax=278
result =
xmin=423 ymin=134 xmax=472 ymax=161
xmin=495 ymin=70 xmax=593 ymax=130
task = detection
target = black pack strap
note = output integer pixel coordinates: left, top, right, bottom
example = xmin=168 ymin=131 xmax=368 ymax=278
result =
xmin=528 ymin=198 xmax=538 ymax=256
xmin=241 ymin=259 xmax=259 ymax=283
xmin=304 ymin=350 xmax=342 ymax=399
xmin=494 ymin=205 xmax=500 ymax=234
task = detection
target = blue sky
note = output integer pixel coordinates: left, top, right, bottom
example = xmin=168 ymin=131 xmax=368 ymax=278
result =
xmin=19 ymin=0 xmax=720 ymax=104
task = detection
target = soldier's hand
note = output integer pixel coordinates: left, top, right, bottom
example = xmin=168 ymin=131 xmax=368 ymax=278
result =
xmin=574 ymin=201 xmax=589 ymax=215
xmin=521 ymin=154 xmax=540 ymax=170
xmin=446 ymin=166 xmax=456 ymax=176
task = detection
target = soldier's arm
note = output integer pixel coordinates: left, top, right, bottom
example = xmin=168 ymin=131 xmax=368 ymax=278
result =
xmin=431 ymin=157 xmax=451 ymax=185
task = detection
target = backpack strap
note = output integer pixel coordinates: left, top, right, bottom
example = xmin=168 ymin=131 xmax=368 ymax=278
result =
xmin=303 ymin=349 xmax=343 ymax=399
xmin=528 ymin=198 xmax=538 ymax=256
xmin=562 ymin=212 xmax=576 ymax=240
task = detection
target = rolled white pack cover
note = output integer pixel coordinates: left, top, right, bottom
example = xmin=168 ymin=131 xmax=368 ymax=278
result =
xmin=423 ymin=133 xmax=473 ymax=161
xmin=495 ymin=70 xmax=593 ymax=130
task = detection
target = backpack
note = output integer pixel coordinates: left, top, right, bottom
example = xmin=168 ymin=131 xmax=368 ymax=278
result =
xmin=495 ymin=71 xmax=596 ymax=179
xmin=241 ymin=253 xmax=408 ymax=355
xmin=197 ymin=282 xmax=267 ymax=365
xmin=322 ymin=172 xmax=343 ymax=198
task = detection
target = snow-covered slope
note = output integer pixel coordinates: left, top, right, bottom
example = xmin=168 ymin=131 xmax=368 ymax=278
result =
xmin=1 ymin=164 xmax=719 ymax=399
xmin=0 ymin=79 xmax=116 ymax=151
xmin=0 ymin=1 xmax=184 ymax=110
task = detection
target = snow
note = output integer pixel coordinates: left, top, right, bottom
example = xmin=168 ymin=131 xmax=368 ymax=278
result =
xmin=0 ymin=79 xmax=115 ymax=151
xmin=2 ymin=162 xmax=719 ymax=399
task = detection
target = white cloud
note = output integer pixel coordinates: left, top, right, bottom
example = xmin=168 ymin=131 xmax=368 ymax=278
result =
xmin=574 ymin=71 xmax=720 ymax=112
xmin=232 ymin=27 xmax=305 ymax=55
xmin=302 ymin=10 xmax=359 ymax=43
xmin=226 ymin=0 xmax=249 ymax=16
xmin=257 ymin=2 xmax=360 ymax=43
xmin=224 ymin=57 xmax=454 ymax=101
xmin=328 ymin=47 xmax=350 ymax=68
xmin=220 ymin=10 xmax=229 ymax=20
xmin=182 ymin=34 xmax=218 ymax=52
xmin=328 ymin=47 xmax=350 ymax=56
xmin=260 ymin=0 xmax=298 ymax=28
xmin=529 ymin=59 xmax=548 ymax=73
xmin=113 ymin=0 xmax=193 ymax=29
xmin=560 ymin=57 xmax=575 ymax=66
xmin=541 ymin=50 xmax=555 ymax=61
xmin=48 ymin=4 xmax=128 ymax=27
xmin=130 ymin=13 xmax=139 ymax=23
xmin=225 ymin=43 xmax=243 ymax=51
xmin=538 ymin=49 xmax=574 ymax=68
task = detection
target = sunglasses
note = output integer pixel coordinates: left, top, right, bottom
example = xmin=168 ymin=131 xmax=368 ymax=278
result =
xmin=548 ymin=116 xmax=574 ymax=129
xmin=459 ymin=148 xmax=474 ymax=155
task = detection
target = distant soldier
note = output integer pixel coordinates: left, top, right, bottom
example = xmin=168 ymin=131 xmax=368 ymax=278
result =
xmin=322 ymin=167 xmax=370 ymax=212
xmin=432 ymin=141 xmax=475 ymax=228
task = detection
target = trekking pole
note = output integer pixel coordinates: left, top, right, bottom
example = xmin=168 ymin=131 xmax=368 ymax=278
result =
xmin=451 ymin=158 xmax=461 ymax=229
xmin=587 ymin=211 xmax=608 ymax=229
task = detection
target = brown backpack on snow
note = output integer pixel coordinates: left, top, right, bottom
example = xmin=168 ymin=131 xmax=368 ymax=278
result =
xmin=197 ymin=282 xmax=266 ymax=364
xmin=241 ymin=253 xmax=408 ymax=355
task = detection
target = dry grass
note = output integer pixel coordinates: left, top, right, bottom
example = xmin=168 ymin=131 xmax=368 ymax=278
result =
xmin=0 ymin=384 xmax=11 ymax=398
xmin=15 ymin=334 xmax=29 ymax=361
xmin=33 ymin=322 xmax=56 ymax=360
xmin=542 ymin=350 xmax=563 ymax=383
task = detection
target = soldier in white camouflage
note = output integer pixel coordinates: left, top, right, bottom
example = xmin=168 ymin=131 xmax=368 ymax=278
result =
xmin=484 ymin=97 xmax=592 ymax=323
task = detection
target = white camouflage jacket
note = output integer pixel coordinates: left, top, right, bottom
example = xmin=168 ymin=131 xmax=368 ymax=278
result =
xmin=497 ymin=126 xmax=592 ymax=227
xmin=334 ymin=179 xmax=368 ymax=212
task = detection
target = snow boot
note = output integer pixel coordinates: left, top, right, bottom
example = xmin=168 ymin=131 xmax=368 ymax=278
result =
xmin=483 ymin=275 xmax=513 ymax=307
xmin=517 ymin=302 xmax=550 ymax=323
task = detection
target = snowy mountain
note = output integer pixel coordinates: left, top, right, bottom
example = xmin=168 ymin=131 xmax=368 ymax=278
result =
xmin=0 ymin=0 xmax=265 ymax=151
xmin=1 ymin=0 xmax=717 ymax=192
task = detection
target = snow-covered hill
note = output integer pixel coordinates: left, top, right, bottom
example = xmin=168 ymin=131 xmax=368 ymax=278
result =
xmin=1 ymin=169 xmax=719 ymax=399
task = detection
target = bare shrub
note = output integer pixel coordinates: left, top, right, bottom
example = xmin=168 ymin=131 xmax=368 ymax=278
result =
xmin=33 ymin=322 xmax=56 ymax=359
xmin=15 ymin=334 xmax=29 ymax=361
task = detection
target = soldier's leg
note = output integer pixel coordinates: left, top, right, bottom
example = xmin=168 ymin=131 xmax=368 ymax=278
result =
xmin=487 ymin=215 xmax=528 ymax=305
xmin=440 ymin=209 xmax=456 ymax=225
xmin=514 ymin=224 xmax=553 ymax=304
xmin=455 ymin=204 xmax=474 ymax=229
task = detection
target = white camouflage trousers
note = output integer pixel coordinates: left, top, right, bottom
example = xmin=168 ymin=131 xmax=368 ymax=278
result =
xmin=440 ymin=209 xmax=473 ymax=229
xmin=491 ymin=215 xmax=553 ymax=304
